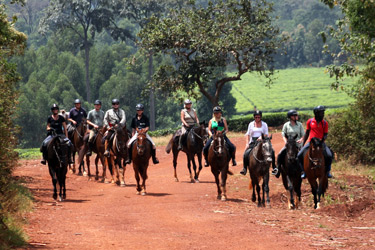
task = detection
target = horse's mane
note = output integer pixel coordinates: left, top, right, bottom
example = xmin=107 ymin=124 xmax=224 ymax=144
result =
xmin=310 ymin=137 xmax=322 ymax=147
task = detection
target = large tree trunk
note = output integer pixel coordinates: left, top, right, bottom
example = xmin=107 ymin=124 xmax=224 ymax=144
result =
xmin=149 ymin=54 xmax=155 ymax=130
xmin=84 ymin=37 xmax=91 ymax=103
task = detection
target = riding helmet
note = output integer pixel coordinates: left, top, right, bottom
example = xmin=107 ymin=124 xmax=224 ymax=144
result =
xmin=51 ymin=103 xmax=59 ymax=111
xmin=213 ymin=106 xmax=222 ymax=113
xmin=184 ymin=99 xmax=192 ymax=105
xmin=112 ymin=99 xmax=120 ymax=105
xmin=287 ymin=110 xmax=298 ymax=118
xmin=253 ymin=110 xmax=262 ymax=117
xmin=313 ymin=105 xmax=325 ymax=115
xmin=94 ymin=100 xmax=101 ymax=105
xmin=136 ymin=103 xmax=144 ymax=111
xmin=74 ymin=99 xmax=81 ymax=104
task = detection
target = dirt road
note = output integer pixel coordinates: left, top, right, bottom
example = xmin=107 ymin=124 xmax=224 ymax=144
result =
xmin=15 ymin=133 xmax=375 ymax=249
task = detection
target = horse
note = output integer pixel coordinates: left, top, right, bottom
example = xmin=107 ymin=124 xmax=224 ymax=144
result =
xmin=105 ymin=125 xmax=129 ymax=186
xmin=77 ymin=127 xmax=108 ymax=182
xmin=303 ymin=137 xmax=328 ymax=209
xmin=68 ymin=120 xmax=87 ymax=174
xmin=208 ymin=130 xmax=233 ymax=201
xmin=165 ymin=122 xmax=208 ymax=183
xmin=248 ymin=134 xmax=273 ymax=207
xmin=46 ymin=130 xmax=69 ymax=201
xmin=279 ymin=134 xmax=302 ymax=209
xmin=131 ymin=131 xmax=152 ymax=195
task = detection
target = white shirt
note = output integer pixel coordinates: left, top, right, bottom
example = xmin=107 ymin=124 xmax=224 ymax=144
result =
xmin=245 ymin=121 xmax=269 ymax=143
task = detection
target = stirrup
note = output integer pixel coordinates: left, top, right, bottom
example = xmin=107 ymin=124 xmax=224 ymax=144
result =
xmin=232 ymin=159 xmax=237 ymax=166
xmin=152 ymin=157 xmax=159 ymax=164
xmin=104 ymin=150 xmax=110 ymax=157
xmin=327 ymin=171 xmax=333 ymax=178
xmin=86 ymin=150 xmax=92 ymax=156
xmin=41 ymin=160 xmax=46 ymax=165
xmin=204 ymin=160 xmax=209 ymax=167
xmin=271 ymin=168 xmax=278 ymax=176
xmin=301 ymin=171 xmax=306 ymax=179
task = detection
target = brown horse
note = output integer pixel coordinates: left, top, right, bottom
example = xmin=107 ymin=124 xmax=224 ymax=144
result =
xmin=105 ymin=125 xmax=129 ymax=186
xmin=68 ymin=120 xmax=87 ymax=174
xmin=208 ymin=130 xmax=233 ymax=201
xmin=280 ymin=134 xmax=302 ymax=209
xmin=165 ymin=122 xmax=208 ymax=183
xmin=77 ymin=128 xmax=108 ymax=182
xmin=303 ymin=137 xmax=328 ymax=209
xmin=132 ymin=131 xmax=152 ymax=195
xmin=46 ymin=132 xmax=69 ymax=201
xmin=248 ymin=135 xmax=273 ymax=207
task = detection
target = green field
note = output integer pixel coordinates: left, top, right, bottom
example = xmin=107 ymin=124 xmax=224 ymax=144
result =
xmin=230 ymin=67 xmax=356 ymax=115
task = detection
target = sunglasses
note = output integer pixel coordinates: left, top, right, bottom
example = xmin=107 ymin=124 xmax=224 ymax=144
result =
xmin=254 ymin=116 xmax=261 ymax=119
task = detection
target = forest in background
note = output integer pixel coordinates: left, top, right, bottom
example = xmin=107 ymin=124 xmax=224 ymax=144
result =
xmin=6 ymin=0 xmax=344 ymax=148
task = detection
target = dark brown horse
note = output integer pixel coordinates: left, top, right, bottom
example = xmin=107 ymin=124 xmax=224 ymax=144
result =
xmin=165 ymin=122 xmax=208 ymax=183
xmin=280 ymin=134 xmax=302 ymax=209
xmin=46 ymin=132 xmax=69 ymax=201
xmin=303 ymin=137 xmax=328 ymax=209
xmin=105 ymin=125 xmax=129 ymax=186
xmin=248 ymin=135 xmax=273 ymax=207
xmin=77 ymin=128 xmax=108 ymax=182
xmin=208 ymin=130 xmax=233 ymax=201
xmin=68 ymin=120 xmax=87 ymax=174
xmin=132 ymin=131 xmax=152 ymax=195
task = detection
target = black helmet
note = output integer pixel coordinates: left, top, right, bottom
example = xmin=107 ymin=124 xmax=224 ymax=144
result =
xmin=287 ymin=110 xmax=298 ymax=119
xmin=74 ymin=99 xmax=81 ymax=104
xmin=253 ymin=110 xmax=262 ymax=117
xmin=51 ymin=104 xmax=59 ymax=111
xmin=112 ymin=99 xmax=120 ymax=105
xmin=213 ymin=106 xmax=222 ymax=113
xmin=184 ymin=99 xmax=192 ymax=105
xmin=94 ymin=100 xmax=101 ymax=105
xmin=313 ymin=105 xmax=325 ymax=115
xmin=136 ymin=103 xmax=144 ymax=111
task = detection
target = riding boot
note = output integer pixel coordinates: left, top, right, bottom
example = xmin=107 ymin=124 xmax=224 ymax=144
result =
xmin=326 ymin=164 xmax=333 ymax=178
xmin=104 ymin=140 xmax=110 ymax=157
xmin=40 ymin=146 xmax=47 ymax=165
xmin=204 ymin=152 xmax=209 ymax=167
xmin=125 ymin=147 xmax=132 ymax=164
xmin=273 ymin=163 xmax=281 ymax=178
xmin=177 ymin=135 xmax=183 ymax=151
xmin=86 ymin=142 xmax=93 ymax=156
xmin=151 ymin=148 xmax=159 ymax=164
xmin=231 ymin=152 xmax=237 ymax=166
xmin=68 ymin=146 xmax=74 ymax=164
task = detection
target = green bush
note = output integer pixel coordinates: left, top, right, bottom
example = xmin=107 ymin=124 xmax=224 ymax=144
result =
xmin=148 ymin=128 xmax=178 ymax=137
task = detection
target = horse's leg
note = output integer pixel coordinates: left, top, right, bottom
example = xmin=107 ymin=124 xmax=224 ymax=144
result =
xmin=317 ymin=178 xmax=323 ymax=209
xmin=191 ymin=154 xmax=199 ymax=183
xmin=261 ymin=179 xmax=266 ymax=207
xmin=173 ymin=147 xmax=179 ymax=182
xmin=186 ymin=154 xmax=194 ymax=183
xmin=220 ymin=169 xmax=228 ymax=201
xmin=141 ymin=165 xmax=148 ymax=195
xmin=99 ymin=155 xmax=107 ymax=183
xmin=134 ymin=164 xmax=141 ymax=194
xmin=85 ymin=155 xmax=91 ymax=179
xmin=311 ymin=180 xmax=318 ymax=209
xmin=251 ymin=177 xmax=257 ymax=202
xmin=211 ymin=168 xmax=221 ymax=199
xmin=195 ymin=152 xmax=203 ymax=182
xmin=256 ymin=182 xmax=262 ymax=207
xmin=62 ymin=167 xmax=67 ymax=200
xmin=286 ymin=175 xmax=295 ymax=209
xmin=119 ymin=159 xmax=126 ymax=187
xmin=264 ymin=173 xmax=270 ymax=207
xmin=112 ymin=158 xmax=120 ymax=185
xmin=48 ymin=166 xmax=58 ymax=200
xmin=94 ymin=155 xmax=99 ymax=181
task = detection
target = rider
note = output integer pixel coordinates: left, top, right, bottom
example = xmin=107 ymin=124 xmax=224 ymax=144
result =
xmin=298 ymin=106 xmax=333 ymax=179
xmin=240 ymin=110 xmax=277 ymax=175
xmin=178 ymin=99 xmax=200 ymax=151
xmin=86 ymin=100 xmax=105 ymax=156
xmin=40 ymin=104 xmax=74 ymax=165
xmin=67 ymin=99 xmax=87 ymax=135
xmin=274 ymin=110 xmax=304 ymax=178
xmin=126 ymin=104 xmax=159 ymax=164
xmin=203 ymin=106 xmax=237 ymax=167
xmin=103 ymin=99 xmax=126 ymax=157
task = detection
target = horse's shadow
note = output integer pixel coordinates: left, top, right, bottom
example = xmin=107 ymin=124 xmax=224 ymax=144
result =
xmin=62 ymin=199 xmax=90 ymax=203
xmin=225 ymin=198 xmax=248 ymax=203
xmin=180 ymin=180 xmax=215 ymax=184
xmin=143 ymin=192 xmax=171 ymax=197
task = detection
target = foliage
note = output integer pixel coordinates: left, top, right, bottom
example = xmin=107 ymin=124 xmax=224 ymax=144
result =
xmin=320 ymin=0 xmax=375 ymax=164
xmin=231 ymin=67 xmax=355 ymax=114
xmin=15 ymin=148 xmax=40 ymax=160
xmin=139 ymin=0 xmax=283 ymax=107
xmin=0 ymin=2 xmax=32 ymax=248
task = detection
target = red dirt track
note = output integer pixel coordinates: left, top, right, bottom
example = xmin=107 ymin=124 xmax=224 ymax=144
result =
xmin=15 ymin=133 xmax=375 ymax=249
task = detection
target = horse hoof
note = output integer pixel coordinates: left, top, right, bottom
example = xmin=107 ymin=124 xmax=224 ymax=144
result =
xmin=136 ymin=191 xmax=141 ymax=195
xmin=190 ymin=179 xmax=195 ymax=183
xmin=69 ymin=169 xmax=74 ymax=174
xmin=59 ymin=196 xmax=62 ymax=202
xmin=104 ymin=180 xmax=110 ymax=184
xmin=120 ymin=182 xmax=126 ymax=187
xmin=83 ymin=171 xmax=88 ymax=177
xmin=95 ymin=176 xmax=99 ymax=181
xmin=175 ymin=178 xmax=179 ymax=182
xmin=78 ymin=172 xmax=83 ymax=176
xmin=194 ymin=178 xmax=200 ymax=183
xmin=221 ymin=196 xmax=227 ymax=201
xmin=53 ymin=194 xmax=57 ymax=200
xmin=316 ymin=203 xmax=321 ymax=209
xmin=141 ymin=192 xmax=146 ymax=196
xmin=217 ymin=195 xmax=221 ymax=200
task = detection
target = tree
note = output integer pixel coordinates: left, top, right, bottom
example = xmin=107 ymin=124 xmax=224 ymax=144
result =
xmin=39 ymin=0 xmax=133 ymax=102
xmin=139 ymin=0 xmax=283 ymax=107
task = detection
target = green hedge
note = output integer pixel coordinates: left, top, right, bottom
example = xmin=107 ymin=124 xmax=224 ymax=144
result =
xmin=148 ymin=128 xmax=178 ymax=137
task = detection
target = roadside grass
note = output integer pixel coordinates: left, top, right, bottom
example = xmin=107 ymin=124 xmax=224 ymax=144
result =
xmin=333 ymin=160 xmax=375 ymax=183
xmin=16 ymin=148 xmax=40 ymax=160
xmin=231 ymin=67 xmax=356 ymax=114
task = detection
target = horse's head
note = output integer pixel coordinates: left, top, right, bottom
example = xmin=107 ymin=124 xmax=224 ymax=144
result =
xmin=50 ymin=136 xmax=69 ymax=167
xmin=260 ymin=134 xmax=273 ymax=163
xmin=136 ymin=131 xmax=148 ymax=156
xmin=285 ymin=134 xmax=298 ymax=162
xmin=212 ymin=130 xmax=226 ymax=157
xmin=309 ymin=137 xmax=324 ymax=167
xmin=114 ymin=125 xmax=127 ymax=152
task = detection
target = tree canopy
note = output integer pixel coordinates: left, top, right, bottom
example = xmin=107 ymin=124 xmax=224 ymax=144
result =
xmin=139 ymin=0 xmax=283 ymax=106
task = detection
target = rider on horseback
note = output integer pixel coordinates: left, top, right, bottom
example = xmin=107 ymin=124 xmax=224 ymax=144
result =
xmin=273 ymin=110 xmax=305 ymax=178
xmin=67 ymin=99 xmax=87 ymax=134
xmin=240 ymin=110 xmax=277 ymax=175
xmin=86 ymin=100 xmax=105 ymax=156
xmin=103 ymin=99 xmax=126 ymax=157
xmin=40 ymin=104 xmax=74 ymax=165
xmin=178 ymin=99 xmax=200 ymax=151
xmin=126 ymin=103 xmax=159 ymax=164
xmin=298 ymin=106 xmax=333 ymax=179
xmin=203 ymin=106 xmax=237 ymax=167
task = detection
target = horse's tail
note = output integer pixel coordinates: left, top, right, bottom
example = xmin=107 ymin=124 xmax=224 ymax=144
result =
xmin=165 ymin=137 xmax=173 ymax=154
